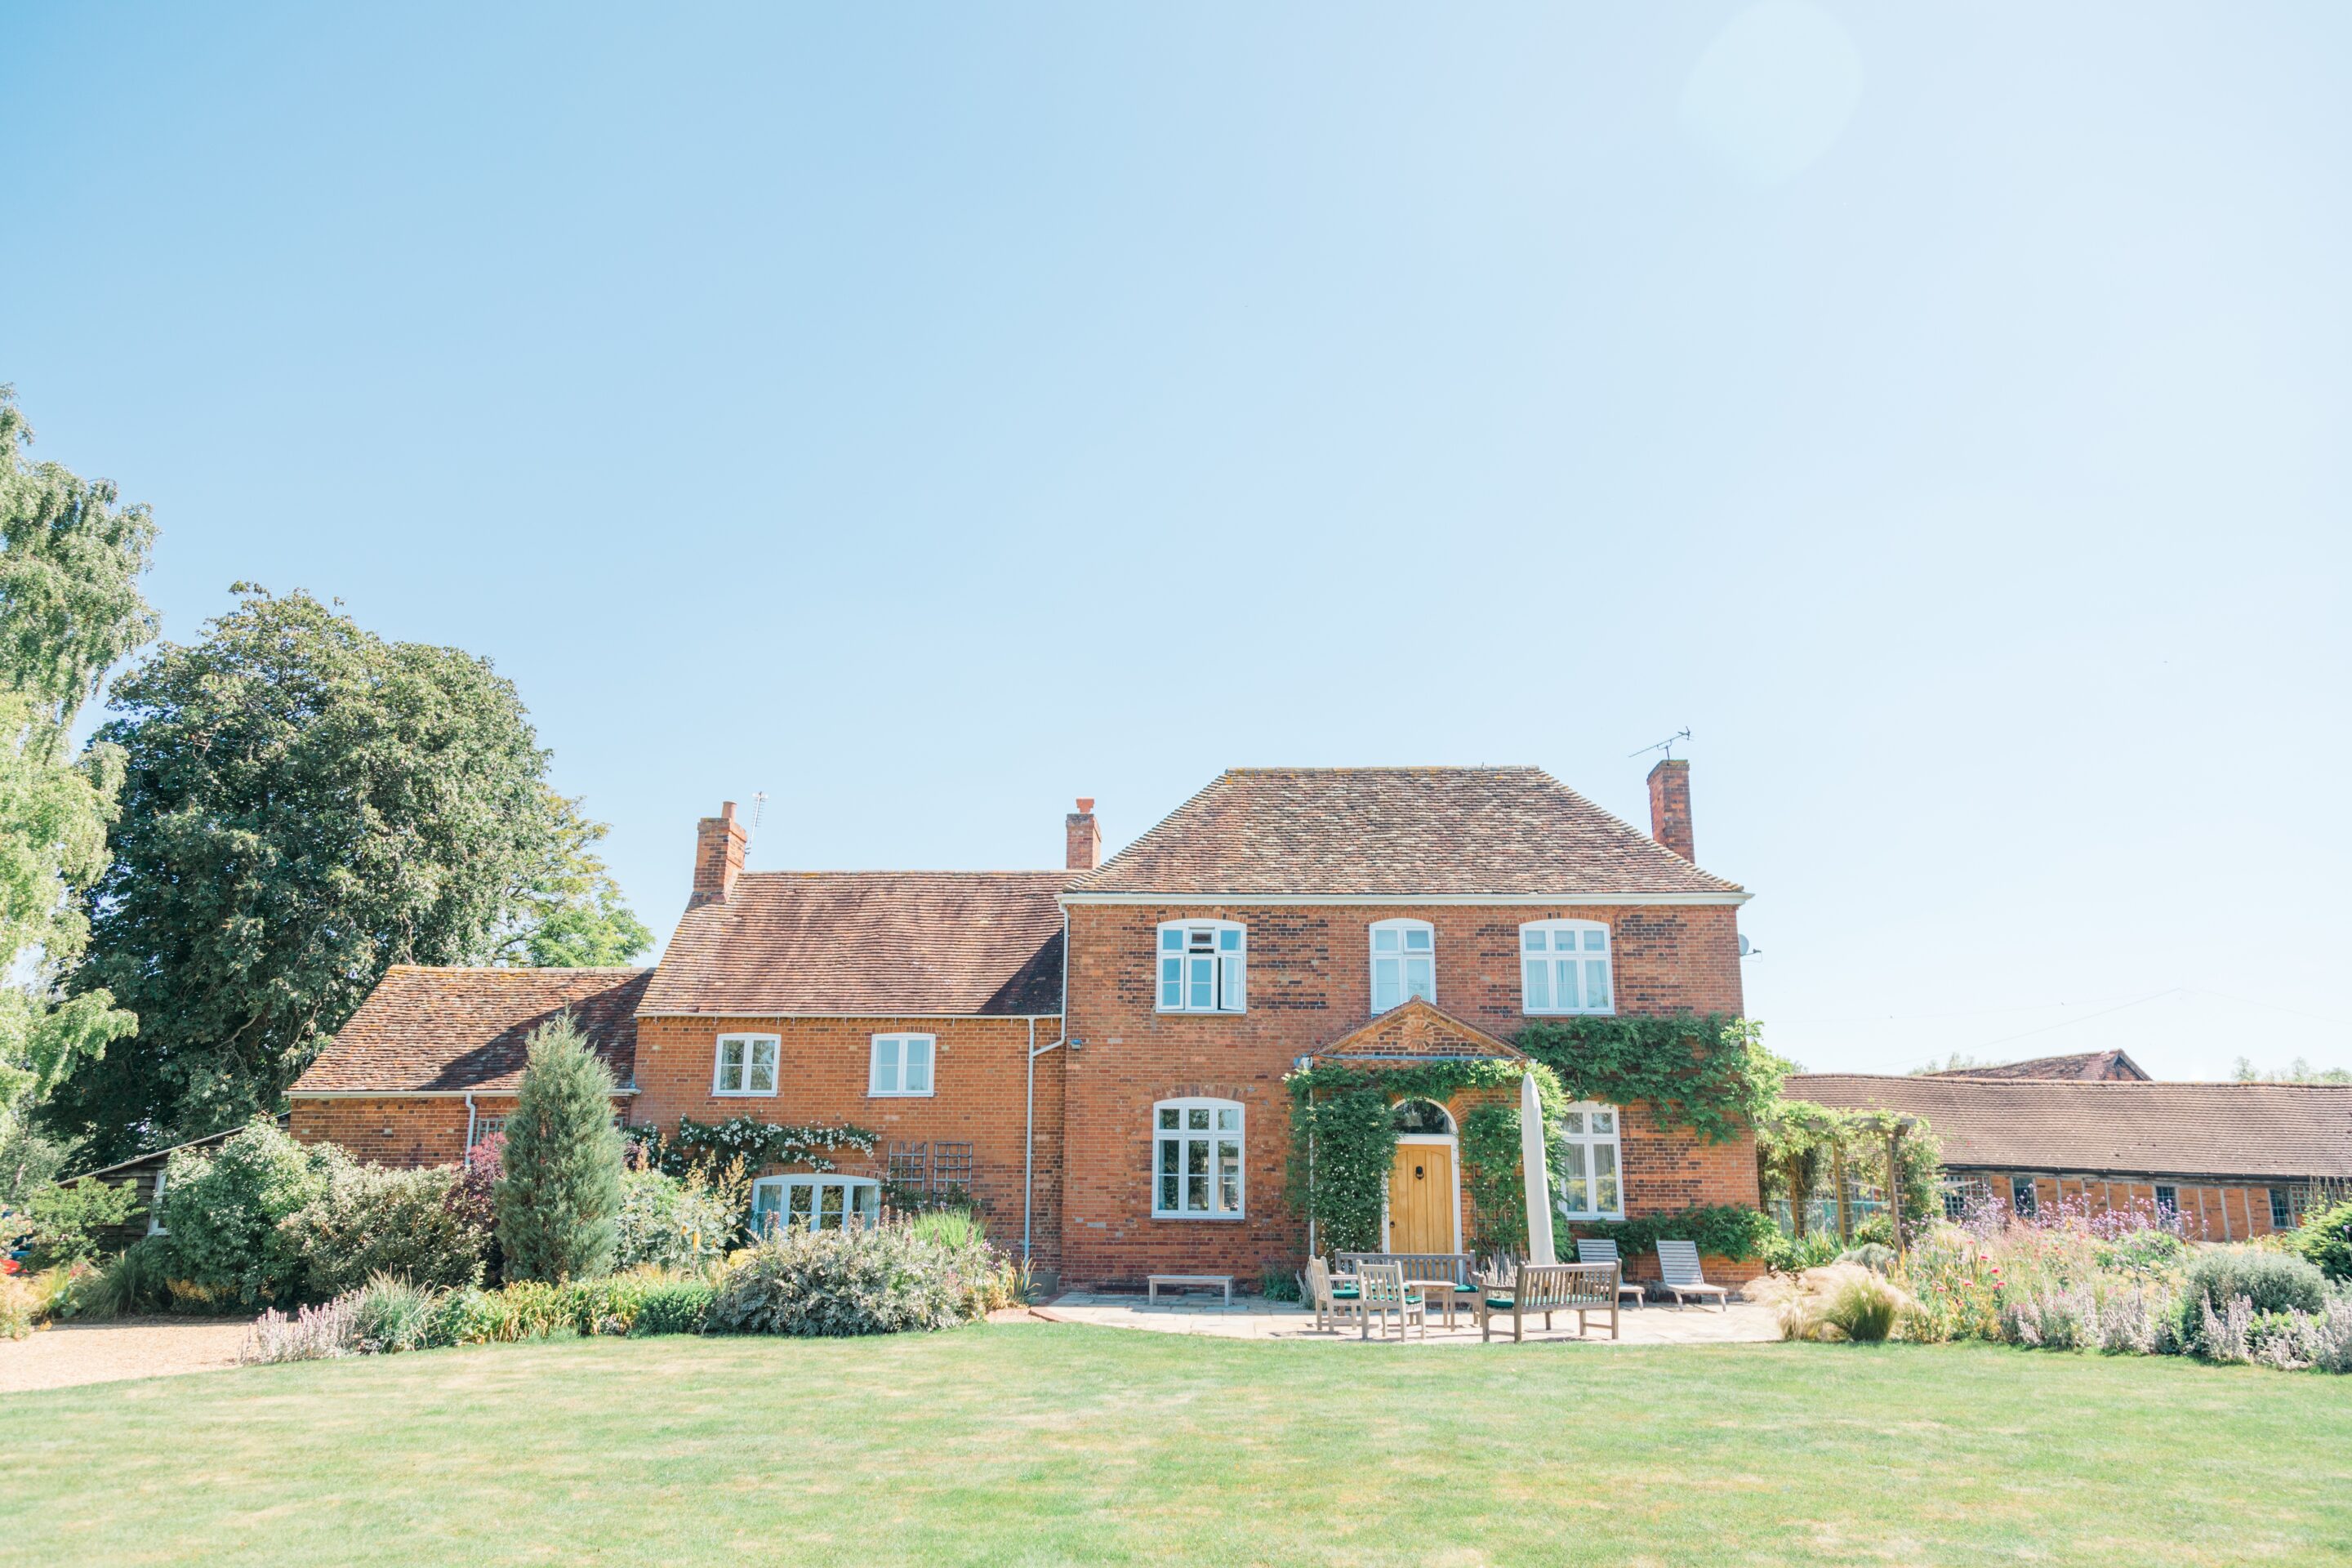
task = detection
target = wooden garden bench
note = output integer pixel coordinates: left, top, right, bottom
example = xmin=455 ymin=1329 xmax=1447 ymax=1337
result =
xmin=1146 ymin=1273 xmax=1233 ymax=1307
xmin=1476 ymin=1262 xmax=1620 ymax=1342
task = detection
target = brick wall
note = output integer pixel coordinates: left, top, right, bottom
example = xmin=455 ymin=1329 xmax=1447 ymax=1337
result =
xmin=1058 ymin=900 xmax=1751 ymax=1286
xmin=633 ymin=1013 xmax=1067 ymax=1268
xmin=291 ymin=1095 xmax=515 ymax=1169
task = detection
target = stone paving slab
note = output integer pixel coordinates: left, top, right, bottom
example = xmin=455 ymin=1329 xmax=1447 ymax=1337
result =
xmin=1040 ymin=1291 xmax=1780 ymax=1346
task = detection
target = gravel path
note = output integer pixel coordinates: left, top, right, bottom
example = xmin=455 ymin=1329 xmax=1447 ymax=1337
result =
xmin=0 ymin=1318 xmax=250 ymax=1395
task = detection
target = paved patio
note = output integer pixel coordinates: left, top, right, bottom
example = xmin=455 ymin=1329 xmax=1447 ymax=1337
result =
xmin=1040 ymin=1290 xmax=1780 ymax=1345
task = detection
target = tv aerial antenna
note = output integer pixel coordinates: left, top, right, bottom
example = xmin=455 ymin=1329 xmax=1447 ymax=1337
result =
xmin=749 ymin=791 xmax=768 ymax=836
xmin=1628 ymin=728 xmax=1691 ymax=761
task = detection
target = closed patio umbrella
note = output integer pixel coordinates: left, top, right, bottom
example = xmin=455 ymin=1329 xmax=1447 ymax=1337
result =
xmin=1520 ymin=1070 xmax=1555 ymax=1265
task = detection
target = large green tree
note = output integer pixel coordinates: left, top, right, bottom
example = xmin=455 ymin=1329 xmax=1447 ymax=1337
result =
xmin=44 ymin=586 xmax=647 ymax=1163
xmin=0 ymin=387 xmax=154 ymax=1199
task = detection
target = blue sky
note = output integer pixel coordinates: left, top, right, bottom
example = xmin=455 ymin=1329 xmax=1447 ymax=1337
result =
xmin=4 ymin=4 xmax=2346 ymax=1079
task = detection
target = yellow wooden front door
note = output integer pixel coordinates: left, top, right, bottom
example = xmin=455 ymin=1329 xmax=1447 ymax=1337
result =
xmin=1389 ymin=1143 xmax=1455 ymax=1253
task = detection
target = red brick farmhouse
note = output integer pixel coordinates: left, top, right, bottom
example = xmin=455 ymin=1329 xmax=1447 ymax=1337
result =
xmin=292 ymin=763 xmax=1762 ymax=1286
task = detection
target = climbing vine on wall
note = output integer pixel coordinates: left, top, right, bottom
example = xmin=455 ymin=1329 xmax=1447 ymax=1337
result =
xmin=627 ymin=1115 xmax=878 ymax=1178
xmin=1570 ymin=1204 xmax=1780 ymax=1263
xmin=1458 ymin=1102 xmax=1530 ymax=1254
xmin=1512 ymin=1013 xmax=1785 ymax=1144
xmin=1285 ymin=1016 xmax=1786 ymax=1259
xmin=1285 ymin=1058 xmax=1563 ymax=1256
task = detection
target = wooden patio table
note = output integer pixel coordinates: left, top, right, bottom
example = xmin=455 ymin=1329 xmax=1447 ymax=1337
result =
xmin=1407 ymin=1279 xmax=1469 ymax=1330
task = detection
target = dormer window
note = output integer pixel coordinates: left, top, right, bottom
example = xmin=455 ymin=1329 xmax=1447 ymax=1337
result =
xmin=1157 ymin=920 xmax=1246 ymax=1013
xmin=1369 ymin=919 xmax=1435 ymax=1013
xmin=1520 ymin=920 xmax=1613 ymax=1015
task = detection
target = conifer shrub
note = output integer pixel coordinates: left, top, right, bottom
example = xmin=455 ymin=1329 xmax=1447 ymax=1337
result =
xmin=495 ymin=1015 xmax=624 ymax=1283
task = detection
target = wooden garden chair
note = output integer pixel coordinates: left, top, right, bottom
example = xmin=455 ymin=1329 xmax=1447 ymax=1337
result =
xmin=1354 ymin=1262 xmax=1427 ymax=1341
xmin=1573 ymin=1238 xmax=1648 ymax=1309
xmin=1304 ymin=1257 xmax=1365 ymax=1334
xmin=1477 ymin=1262 xmax=1619 ymax=1342
xmin=1655 ymin=1240 xmax=1731 ymax=1312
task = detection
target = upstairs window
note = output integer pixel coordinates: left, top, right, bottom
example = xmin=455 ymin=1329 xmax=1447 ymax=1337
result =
xmin=1157 ymin=920 xmax=1246 ymax=1013
xmin=715 ymin=1034 xmax=780 ymax=1096
xmin=1521 ymin=920 xmax=1613 ymax=1015
xmin=1369 ymin=919 xmax=1435 ymax=1013
xmin=1154 ymin=1098 xmax=1245 ymax=1218
xmin=868 ymin=1034 xmax=934 ymax=1098
xmin=1554 ymin=1102 xmax=1624 ymax=1220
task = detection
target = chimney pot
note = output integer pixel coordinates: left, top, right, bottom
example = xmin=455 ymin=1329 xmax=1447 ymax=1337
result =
xmin=690 ymin=800 xmax=751 ymax=908
xmin=1646 ymin=759 xmax=1695 ymax=862
xmin=1066 ymin=798 xmax=1102 ymax=872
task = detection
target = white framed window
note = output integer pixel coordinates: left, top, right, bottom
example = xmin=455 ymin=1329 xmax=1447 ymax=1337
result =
xmin=1370 ymin=919 xmax=1435 ymax=1013
xmin=869 ymin=1033 xmax=935 ymax=1097
xmin=1156 ymin=920 xmax=1247 ymax=1013
xmin=1153 ymin=1098 xmax=1245 ymax=1218
xmin=714 ymin=1033 xmax=780 ymax=1096
xmin=1553 ymin=1102 xmax=1624 ymax=1220
xmin=1521 ymin=920 xmax=1613 ymax=1015
xmin=470 ymin=1115 xmax=508 ymax=1147
xmin=146 ymin=1166 xmax=168 ymax=1236
xmin=750 ymin=1175 xmax=882 ymax=1233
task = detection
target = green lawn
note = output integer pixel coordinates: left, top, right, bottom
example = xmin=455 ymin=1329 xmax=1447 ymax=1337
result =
xmin=4 ymin=1325 xmax=2347 ymax=1566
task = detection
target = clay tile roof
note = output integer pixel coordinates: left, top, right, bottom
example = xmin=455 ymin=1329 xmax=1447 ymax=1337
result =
xmin=1931 ymin=1049 xmax=2150 ymax=1082
xmin=639 ymin=871 xmax=1064 ymax=1017
xmin=1788 ymin=1074 xmax=2352 ymax=1180
xmin=1068 ymin=768 xmax=1743 ymax=898
xmin=294 ymin=967 xmax=651 ymax=1094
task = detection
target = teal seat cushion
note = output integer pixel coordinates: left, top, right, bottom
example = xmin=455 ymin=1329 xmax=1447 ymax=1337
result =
xmin=1485 ymin=1298 xmax=1517 ymax=1310
xmin=1330 ymin=1286 xmax=1359 ymax=1298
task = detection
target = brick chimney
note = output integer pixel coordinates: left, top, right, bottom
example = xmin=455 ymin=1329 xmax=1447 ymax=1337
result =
xmin=1646 ymin=760 xmax=1694 ymax=862
xmin=1066 ymin=797 xmax=1102 ymax=872
xmin=689 ymin=800 xmax=749 ymax=908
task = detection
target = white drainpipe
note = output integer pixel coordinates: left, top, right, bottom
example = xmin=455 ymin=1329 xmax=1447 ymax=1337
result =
xmin=1022 ymin=1019 xmax=1068 ymax=1265
xmin=463 ymin=1093 xmax=478 ymax=1154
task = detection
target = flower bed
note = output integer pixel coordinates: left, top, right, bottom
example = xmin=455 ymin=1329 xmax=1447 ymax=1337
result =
xmin=237 ymin=1211 xmax=1018 ymax=1365
xmin=1877 ymin=1192 xmax=2352 ymax=1373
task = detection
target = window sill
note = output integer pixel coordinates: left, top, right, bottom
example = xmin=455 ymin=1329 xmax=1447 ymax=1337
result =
xmin=1154 ymin=1009 xmax=1249 ymax=1018
xmin=710 ymin=1089 xmax=779 ymax=1098
xmin=866 ymin=1090 xmax=936 ymax=1099
xmin=1523 ymin=1009 xmax=1617 ymax=1018
xmin=1149 ymin=1212 xmax=1248 ymax=1223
